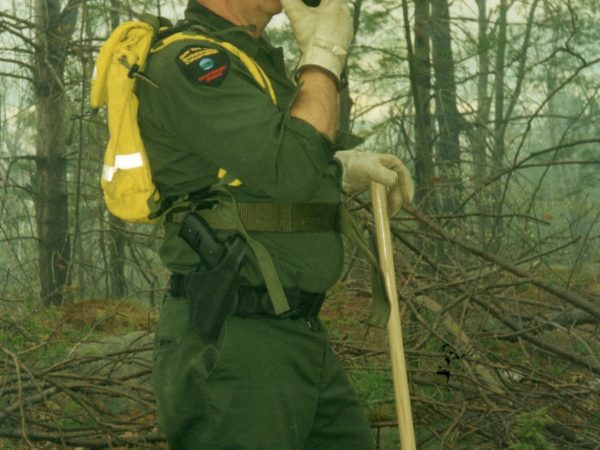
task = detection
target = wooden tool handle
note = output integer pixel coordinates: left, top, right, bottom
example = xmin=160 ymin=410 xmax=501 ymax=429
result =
xmin=370 ymin=182 xmax=416 ymax=450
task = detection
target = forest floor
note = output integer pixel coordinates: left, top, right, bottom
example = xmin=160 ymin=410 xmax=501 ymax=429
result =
xmin=0 ymin=273 xmax=599 ymax=449
xmin=323 ymin=285 xmax=600 ymax=450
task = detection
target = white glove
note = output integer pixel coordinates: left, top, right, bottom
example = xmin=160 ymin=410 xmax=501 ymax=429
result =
xmin=281 ymin=0 xmax=353 ymax=85
xmin=335 ymin=150 xmax=415 ymax=216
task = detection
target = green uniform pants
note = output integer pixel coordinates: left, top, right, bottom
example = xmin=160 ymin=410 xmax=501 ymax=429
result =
xmin=152 ymin=296 xmax=376 ymax=450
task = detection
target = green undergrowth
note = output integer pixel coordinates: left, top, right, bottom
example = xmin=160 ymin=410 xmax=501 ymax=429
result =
xmin=321 ymin=282 xmax=600 ymax=449
xmin=0 ymin=296 xmax=156 ymax=366
xmin=509 ymin=409 xmax=557 ymax=450
xmin=0 ymin=297 xmax=158 ymax=449
xmin=1 ymin=284 xmax=599 ymax=449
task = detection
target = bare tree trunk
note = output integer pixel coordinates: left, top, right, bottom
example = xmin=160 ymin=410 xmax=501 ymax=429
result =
xmin=104 ymin=0 xmax=127 ymax=299
xmin=430 ymin=0 xmax=462 ymax=213
xmin=33 ymin=0 xmax=79 ymax=306
xmin=0 ymin=92 xmax=3 ymax=145
xmin=109 ymin=0 xmax=121 ymax=29
xmin=490 ymin=0 xmax=539 ymax=247
xmin=469 ymin=0 xmax=493 ymax=241
xmin=473 ymin=0 xmax=491 ymax=182
xmin=108 ymin=215 xmax=127 ymax=298
xmin=403 ymin=0 xmax=436 ymax=214
xmin=339 ymin=0 xmax=363 ymax=133
xmin=543 ymin=70 xmax=570 ymax=199
xmin=492 ymin=0 xmax=507 ymax=173
xmin=487 ymin=0 xmax=508 ymax=248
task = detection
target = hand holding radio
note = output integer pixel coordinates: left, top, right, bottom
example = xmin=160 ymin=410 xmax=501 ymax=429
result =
xmin=282 ymin=0 xmax=353 ymax=86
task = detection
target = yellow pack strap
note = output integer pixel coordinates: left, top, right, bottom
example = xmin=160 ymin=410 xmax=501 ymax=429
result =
xmin=151 ymin=31 xmax=277 ymax=188
xmin=337 ymin=206 xmax=390 ymax=328
xmin=90 ymin=20 xmax=278 ymax=223
xmin=168 ymin=202 xmax=339 ymax=232
xmin=148 ymin=28 xmax=288 ymax=315
xmin=151 ymin=32 xmax=277 ymax=105
xmin=217 ymin=168 xmax=242 ymax=187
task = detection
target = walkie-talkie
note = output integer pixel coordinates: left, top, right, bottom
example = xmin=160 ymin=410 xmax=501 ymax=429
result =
xmin=302 ymin=0 xmax=321 ymax=6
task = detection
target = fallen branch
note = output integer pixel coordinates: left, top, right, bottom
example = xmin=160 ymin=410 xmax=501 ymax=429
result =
xmin=403 ymin=205 xmax=600 ymax=320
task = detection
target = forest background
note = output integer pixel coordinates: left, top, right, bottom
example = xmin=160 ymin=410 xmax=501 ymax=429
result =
xmin=1 ymin=0 xmax=599 ymax=448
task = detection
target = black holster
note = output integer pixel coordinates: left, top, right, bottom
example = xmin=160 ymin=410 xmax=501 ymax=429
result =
xmin=177 ymin=212 xmax=248 ymax=340
xmin=183 ymin=236 xmax=248 ymax=340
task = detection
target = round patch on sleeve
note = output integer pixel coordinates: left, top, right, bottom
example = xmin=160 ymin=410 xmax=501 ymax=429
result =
xmin=175 ymin=45 xmax=230 ymax=87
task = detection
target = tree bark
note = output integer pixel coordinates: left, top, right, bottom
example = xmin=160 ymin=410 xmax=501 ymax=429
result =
xmin=492 ymin=0 xmax=507 ymax=174
xmin=472 ymin=0 xmax=492 ymax=183
xmin=338 ymin=0 xmax=363 ymax=133
xmin=403 ymin=0 xmax=436 ymax=214
xmin=430 ymin=0 xmax=462 ymax=213
xmin=33 ymin=0 xmax=79 ymax=306
xmin=486 ymin=0 xmax=508 ymax=248
xmin=106 ymin=0 xmax=128 ymax=299
xmin=108 ymin=215 xmax=127 ymax=298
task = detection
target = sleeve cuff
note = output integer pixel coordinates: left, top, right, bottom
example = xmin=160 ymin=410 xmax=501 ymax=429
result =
xmin=332 ymin=129 xmax=364 ymax=150
xmin=284 ymin=113 xmax=365 ymax=156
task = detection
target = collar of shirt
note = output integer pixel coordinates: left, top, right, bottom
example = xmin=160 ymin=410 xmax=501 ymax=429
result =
xmin=184 ymin=1 xmax=276 ymax=61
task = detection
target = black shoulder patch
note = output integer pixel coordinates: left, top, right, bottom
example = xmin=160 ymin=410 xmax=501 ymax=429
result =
xmin=175 ymin=45 xmax=230 ymax=87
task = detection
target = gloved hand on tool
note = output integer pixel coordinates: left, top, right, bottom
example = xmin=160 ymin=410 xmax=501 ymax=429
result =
xmin=334 ymin=150 xmax=415 ymax=216
xmin=281 ymin=0 xmax=354 ymax=86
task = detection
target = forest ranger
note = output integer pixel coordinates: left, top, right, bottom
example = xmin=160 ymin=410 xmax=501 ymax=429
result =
xmin=134 ymin=0 xmax=414 ymax=448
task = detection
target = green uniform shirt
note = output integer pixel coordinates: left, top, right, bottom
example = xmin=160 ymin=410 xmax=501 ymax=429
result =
xmin=138 ymin=3 xmax=359 ymax=292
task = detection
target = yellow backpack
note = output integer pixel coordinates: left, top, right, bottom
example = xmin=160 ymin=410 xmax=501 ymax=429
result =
xmin=90 ymin=18 xmax=276 ymax=223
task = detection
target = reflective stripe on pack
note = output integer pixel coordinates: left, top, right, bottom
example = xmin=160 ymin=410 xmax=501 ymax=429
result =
xmin=102 ymin=165 xmax=115 ymax=182
xmin=102 ymin=152 xmax=145 ymax=181
xmin=91 ymin=18 xmax=278 ymax=223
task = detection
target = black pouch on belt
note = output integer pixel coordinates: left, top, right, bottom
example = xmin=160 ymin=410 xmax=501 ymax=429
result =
xmin=179 ymin=213 xmax=248 ymax=340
